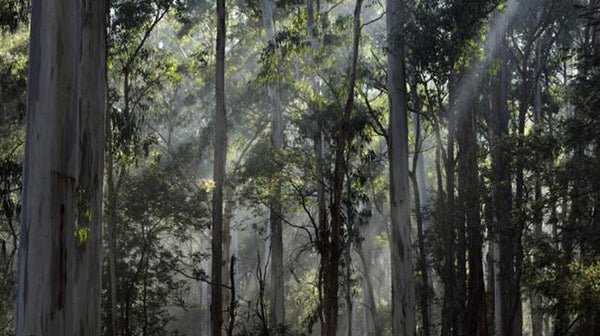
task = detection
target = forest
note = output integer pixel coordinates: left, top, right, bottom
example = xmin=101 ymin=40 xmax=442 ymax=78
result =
xmin=0 ymin=0 xmax=599 ymax=335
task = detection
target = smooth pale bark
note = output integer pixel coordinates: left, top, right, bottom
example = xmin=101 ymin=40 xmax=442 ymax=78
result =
xmin=387 ymin=0 xmax=416 ymax=334
xmin=260 ymin=0 xmax=286 ymax=328
xmin=16 ymin=0 xmax=107 ymax=334
xmin=326 ymin=0 xmax=363 ymax=334
xmin=357 ymin=223 xmax=381 ymax=336
xmin=211 ymin=0 xmax=227 ymax=334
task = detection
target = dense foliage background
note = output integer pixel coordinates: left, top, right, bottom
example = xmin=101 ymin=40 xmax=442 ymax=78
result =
xmin=1 ymin=0 xmax=599 ymax=335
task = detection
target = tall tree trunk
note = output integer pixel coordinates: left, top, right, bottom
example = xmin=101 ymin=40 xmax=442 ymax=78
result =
xmin=410 ymin=84 xmax=433 ymax=336
xmin=489 ymin=43 xmax=514 ymax=336
xmin=106 ymin=115 xmax=119 ymax=336
xmin=357 ymin=224 xmax=381 ymax=336
xmin=345 ymin=234 xmax=353 ymax=336
xmin=435 ymin=108 xmax=454 ymax=336
xmin=211 ymin=0 xmax=227 ymax=334
xmin=455 ymin=103 xmax=467 ymax=336
xmin=315 ymin=128 xmax=328 ymax=336
xmin=344 ymin=170 xmax=355 ymax=336
xmin=530 ymin=40 xmax=544 ymax=336
xmin=16 ymin=0 xmax=107 ymax=334
xmin=222 ymin=194 xmax=234 ymax=330
xmin=386 ymin=0 xmax=416 ymax=334
xmin=306 ymin=1 xmax=329 ymax=332
xmin=410 ymin=171 xmax=430 ymax=336
xmin=326 ymin=0 xmax=363 ymax=334
xmin=457 ymin=99 xmax=487 ymax=336
xmin=441 ymin=83 xmax=456 ymax=336
xmin=260 ymin=0 xmax=286 ymax=328
xmin=201 ymin=234 xmax=212 ymax=336
xmin=553 ymin=57 xmax=570 ymax=336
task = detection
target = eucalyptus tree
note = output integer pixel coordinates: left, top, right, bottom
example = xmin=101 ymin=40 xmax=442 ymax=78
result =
xmin=105 ymin=1 xmax=183 ymax=333
xmin=16 ymin=0 xmax=107 ymax=334
xmin=386 ymin=0 xmax=416 ymax=334
xmin=324 ymin=0 xmax=365 ymax=334
xmin=259 ymin=0 xmax=286 ymax=328
xmin=211 ymin=0 xmax=227 ymax=334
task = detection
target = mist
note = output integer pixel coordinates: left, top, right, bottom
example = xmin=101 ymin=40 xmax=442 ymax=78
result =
xmin=1 ymin=0 xmax=599 ymax=335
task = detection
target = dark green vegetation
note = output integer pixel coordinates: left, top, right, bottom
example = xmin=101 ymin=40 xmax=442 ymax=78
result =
xmin=1 ymin=0 xmax=600 ymax=335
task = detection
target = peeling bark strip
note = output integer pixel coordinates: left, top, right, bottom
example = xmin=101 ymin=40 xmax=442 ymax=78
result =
xmin=16 ymin=0 xmax=107 ymax=335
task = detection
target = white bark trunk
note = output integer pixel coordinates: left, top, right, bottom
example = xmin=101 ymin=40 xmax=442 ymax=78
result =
xmin=387 ymin=0 xmax=416 ymax=334
xmin=358 ymin=224 xmax=381 ymax=336
xmin=16 ymin=0 xmax=106 ymax=334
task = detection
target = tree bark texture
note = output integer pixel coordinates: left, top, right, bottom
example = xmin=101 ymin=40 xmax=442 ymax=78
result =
xmin=211 ymin=0 xmax=227 ymax=334
xmin=457 ymin=90 xmax=487 ymax=336
xmin=16 ymin=0 xmax=107 ymax=334
xmin=387 ymin=0 xmax=416 ymax=334
xmin=489 ymin=44 xmax=516 ymax=336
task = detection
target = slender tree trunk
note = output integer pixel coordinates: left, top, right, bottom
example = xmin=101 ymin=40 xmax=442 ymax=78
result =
xmin=106 ymin=116 xmax=119 ymax=336
xmin=260 ymin=0 xmax=286 ymax=328
xmin=315 ymin=127 xmax=328 ymax=336
xmin=16 ymin=0 xmax=107 ymax=334
xmin=409 ymin=89 xmax=432 ymax=336
xmin=387 ymin=0 xmax=416 ymax=334
xmin=211 ymin=0 xmax=227 ymax=334
xmin=457 ymin=101 xmax=487 ymax=336
xmin=345 ymin=236 xmax=353 ymax=336
xmin=432 ymin=111 xmax=453 ymax=336
xmin=553 ymin=57 xmax=570 ymax=336
xmin=441 ymin=85 xmax=456 ymax=336
xmin=326 ymin=1 xmax=363 ymax=334
xmin=489 ymin=43 xmax=514 ymax=336
xmin=357 ymin=226 xmax=381 ymax=336
xmin=344 ymin=172 xmax=355 ymax=336
xmin=411 ymin=78 xmax=436 ymax=336
xmin=201 ymin=235 xmax=212 ymax=336
xmin=222 ymin=194 xmax=233 ymax=330
xmin=530 ymin=40 xmax=544 ymax=336
xmin=306 ymin=1 xmax=328 ymax=332
xmin=410 ymin=170 xmax=430 ymax=336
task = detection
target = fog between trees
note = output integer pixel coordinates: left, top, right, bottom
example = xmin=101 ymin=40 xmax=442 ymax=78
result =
xmin=1 ymin=0 xmax=600 ymax=335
